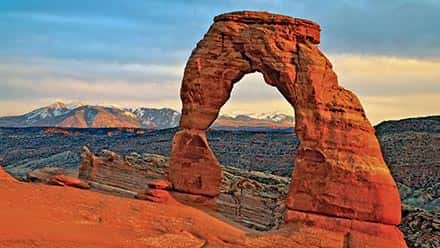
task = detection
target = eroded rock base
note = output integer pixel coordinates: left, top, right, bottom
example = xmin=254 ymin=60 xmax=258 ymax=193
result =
xmin=168 ymin=129 xmax=222 ymax=197
xmin=286 ymin=210 xmax=407 ymax=248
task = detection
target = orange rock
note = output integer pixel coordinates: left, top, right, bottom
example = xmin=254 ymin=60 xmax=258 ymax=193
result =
xmin=285 ymin=210 xmax=407 ymax=248
xmin=169 ymin=129 xmax=222 ymax=197
xmin=169 ymin=10 xmax=402 ymax=227
xmin=136 ymin=189 xmax=180 ymax=205
xmin=0 ymin=166 xmax=17 ymax=182
xmin=148 ymin=179 xmax=173 ymax=190
xmin=48 ymin=175 xmax=90 ymax=189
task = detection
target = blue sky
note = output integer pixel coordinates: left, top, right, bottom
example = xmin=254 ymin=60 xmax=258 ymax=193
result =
xmin=1 ymin=0 xmax=439 ymax=123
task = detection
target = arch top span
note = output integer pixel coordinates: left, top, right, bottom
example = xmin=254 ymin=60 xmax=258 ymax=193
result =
xmin=214 ymin=11 xmax=321 ymax=44
xmin=179 ymin=11 xmax=327 ymax=131
xmin=169 ymin=11 xmax=403 ymax=233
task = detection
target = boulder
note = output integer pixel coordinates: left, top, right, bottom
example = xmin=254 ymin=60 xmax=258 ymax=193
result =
xmin=48 ymin=175 xmax=90 ymax=189
xmin=136 ymin=188 xmax=180 ymax=205
xmin=148 ymin=179 xmax=173 ymax=190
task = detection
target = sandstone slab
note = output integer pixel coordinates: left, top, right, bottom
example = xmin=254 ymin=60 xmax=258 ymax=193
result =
xmin=48 ymin=175 xmax=90 ymax=189
xmin=27 ymin=167 xmax=69 ymax=183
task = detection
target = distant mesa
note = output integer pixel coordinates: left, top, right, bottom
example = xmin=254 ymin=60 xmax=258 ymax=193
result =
xmin=0 ymin=102 xmax=294 ymax=130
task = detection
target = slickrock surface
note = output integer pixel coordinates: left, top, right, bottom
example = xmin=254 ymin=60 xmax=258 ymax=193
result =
xmin=0 ymin=179 xmax=243 ymax=248
xmin=166 ymin=10 xmax=404 ymax=246
xmin=0 ymin=166 xmax=17 ymax=182
xmin=0 ymin=180 xmax=408 ymax=248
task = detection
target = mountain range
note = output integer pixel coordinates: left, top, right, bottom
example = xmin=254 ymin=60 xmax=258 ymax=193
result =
xmin=0 ymin=102 xmax=294 ymax=130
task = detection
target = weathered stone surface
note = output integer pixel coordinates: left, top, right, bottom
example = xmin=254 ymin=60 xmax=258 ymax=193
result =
xmin=148 ymin=179 xmax=173 ymax=190
xmin=169 ymin=129 xmax=222 ymax=196
xmin=79 ymin=146 xmax=168 ymax=195
xmin=285 ymin=210 xmax=406 ymax=247
xmin=27 ymin=167 xmax=69 ymax=183
xmin=218 ymin=166 xmax=289 ymax=230
xmin=0 ymin=166 xmax=17 ymax=182
xmin=79 ymin=149 xmax=289 ymax=231
xmin=48 ymin=175 xmax=90 ymax=189
xmin=136 ymin=188 xmax=180 ymax=205
xmin=169 ymin=10 xmax=401 ymax=226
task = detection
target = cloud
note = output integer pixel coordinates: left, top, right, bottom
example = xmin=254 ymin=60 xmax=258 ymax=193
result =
xmin=0 ymin=58 xmax=183 ymax=115
xmin=1 ymin=53 xmax=439 ymax=123
xmin=329 ymin=54 xmax=440 ymax=96
xmin=360 ymin=94 xmax=440 ymax=124
xmin=0 ymin=58 xmax=183 ymax=85
xmin=0 ymin=1 xmax=439 ymax=122
xmin=1 ymin=0 xmax=439 ymax=63
xmin=219 ymin=54 xmax=440 ymax=123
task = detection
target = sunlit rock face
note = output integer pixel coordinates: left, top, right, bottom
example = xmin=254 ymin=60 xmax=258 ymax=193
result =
xmin=168 ymin=11 xmax=406 ymax=247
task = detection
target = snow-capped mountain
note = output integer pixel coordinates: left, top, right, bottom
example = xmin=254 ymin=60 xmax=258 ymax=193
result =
xmin=0 ymin=102 xmax=179 ymax=129
xmin=0 ymin=102 xmax=294 ymax=130
xmin=213 ymin=112 xmax=294 ymax=131
xmin=132 ymin=108 xmax=181 ymax=129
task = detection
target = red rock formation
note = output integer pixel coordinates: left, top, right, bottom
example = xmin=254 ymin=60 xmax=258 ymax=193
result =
xmin=136 ymin=188 xmax=180 ymax=204
xmin=285 ymin=210 xmax=407 ymax=247
xmin=28 ymin=167 xmax=73 ymax=183
xmin=136 ymin=179 xmax=179 ymax=204
xmin=79 ymin=147 xmax=170 ymax=196
xmin=168 ymin=11 xmax=405 ymax=246
xmin=148 ymin=179 xmax=173 ymax=190
xmin=169 ymin=129 xmax=222 ymax=196
xmin=48 ymin=175 xmax=90 ymax=189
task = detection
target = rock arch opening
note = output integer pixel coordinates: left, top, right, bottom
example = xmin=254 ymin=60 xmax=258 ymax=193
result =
xmin=168 ymin=12 xmax=403 ymax=245
xmin=208 ymin=71 xmax=297 ymax=176
xmin=216 ymin=72 xmax=294 ymax=123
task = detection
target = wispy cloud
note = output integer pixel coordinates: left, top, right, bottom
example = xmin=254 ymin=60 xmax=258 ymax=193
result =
xmin=0 ymin=1 xmax=439 ymax=122
xmin=329 ymin=54 xmax=440 ymax=96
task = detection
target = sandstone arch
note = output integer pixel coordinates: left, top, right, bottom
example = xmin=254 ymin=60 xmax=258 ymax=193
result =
xmin=169 ymin=10 xmax=402 ymax=229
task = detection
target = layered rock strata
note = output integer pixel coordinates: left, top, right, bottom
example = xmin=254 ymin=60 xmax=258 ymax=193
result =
xmin=79 ymin=149 xmax=411 ymax=246
xmin=79 ymin=149 xmax=289 ymax=231
xmin=168 ymin=10 xmax=405 ymax=247
xmin=79 ymin=147 xmax=168 ymax=196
